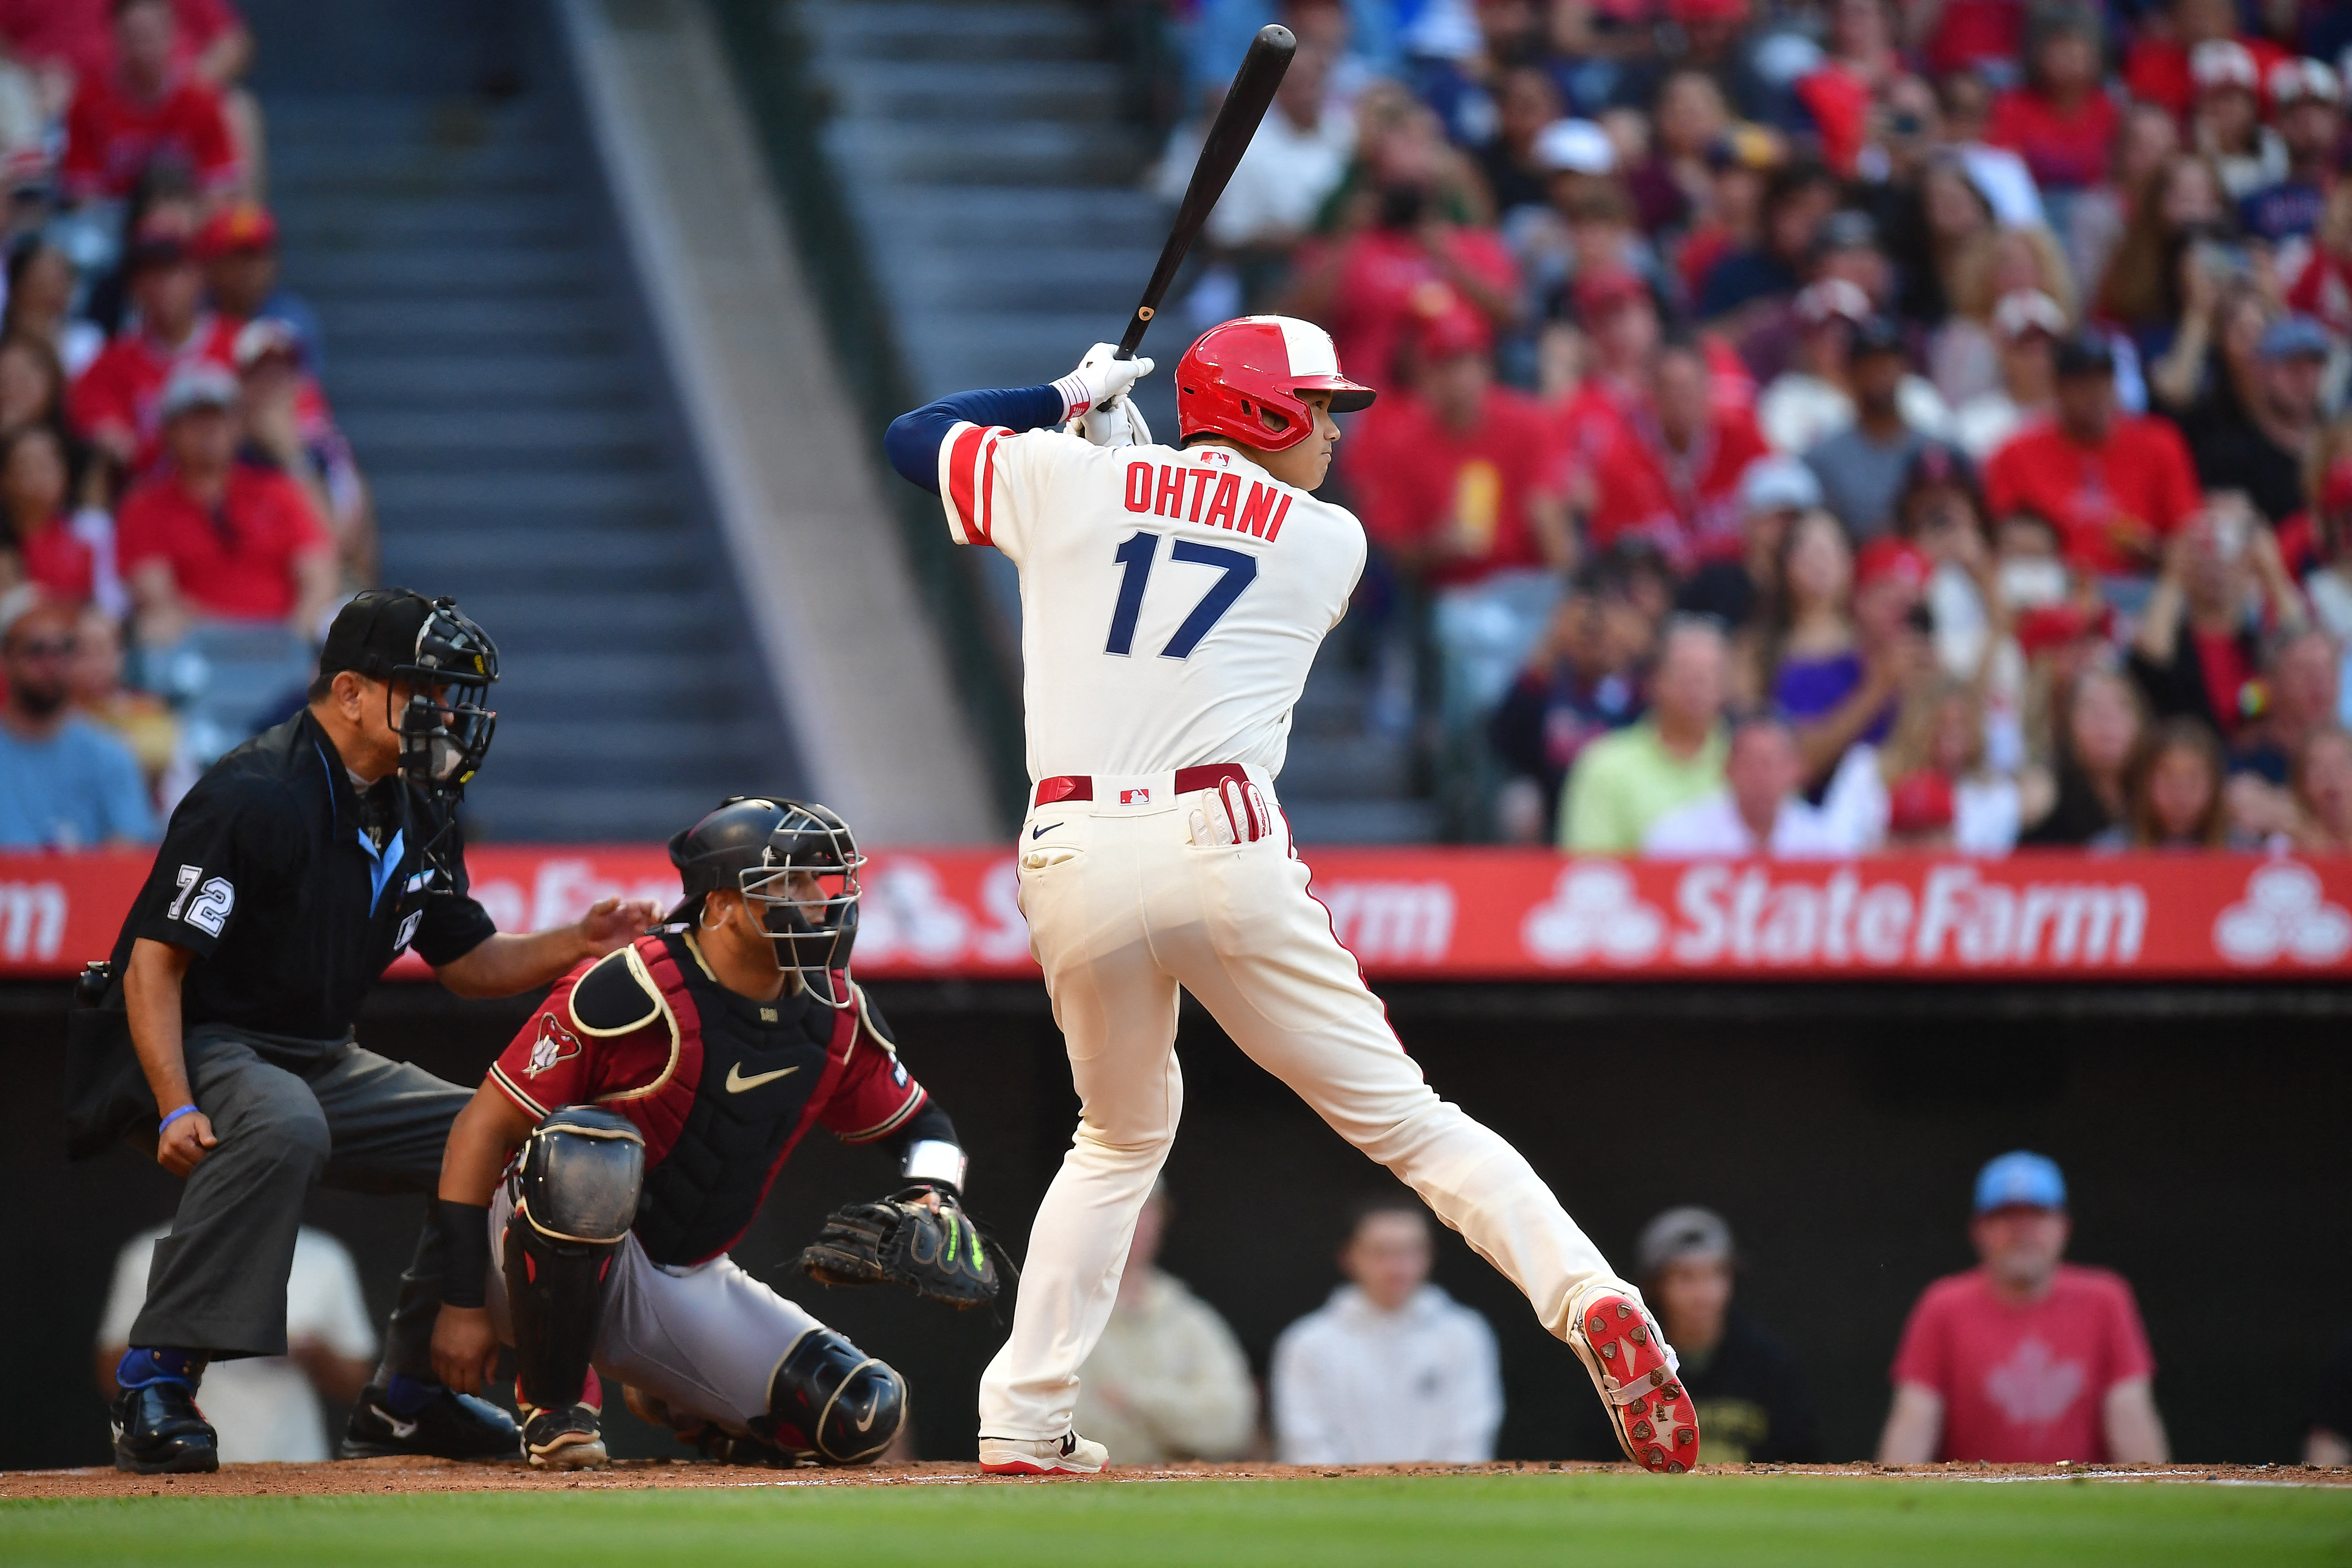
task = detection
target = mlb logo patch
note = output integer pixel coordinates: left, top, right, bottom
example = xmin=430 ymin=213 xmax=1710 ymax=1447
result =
xmin=526 ymin=1014 xmax=583 ymax=1077
xmin=1120 ymin=787 xmax=1152 ymax=806
xmin=1199 ymin=448 xmax=1232 ymax=468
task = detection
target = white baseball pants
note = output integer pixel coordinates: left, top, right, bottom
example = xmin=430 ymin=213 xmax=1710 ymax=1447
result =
xmin=977 ymin=765 xmax=1630 ymax=1442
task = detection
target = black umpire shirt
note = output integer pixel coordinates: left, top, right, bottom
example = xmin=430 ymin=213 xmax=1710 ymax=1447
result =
xmin=106 ymin=707 xmax=497 ymax=1039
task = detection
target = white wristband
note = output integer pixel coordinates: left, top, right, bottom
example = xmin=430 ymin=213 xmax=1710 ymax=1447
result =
xmin=901 ymin=1139 xmax=968 ymax=1193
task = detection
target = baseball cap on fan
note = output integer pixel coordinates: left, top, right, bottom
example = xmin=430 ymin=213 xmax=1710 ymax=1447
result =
xmin=158 ymin=361 xmax=240 ymax=420
xmin=1534 ymin=118 xmax=1617 ymax=175
xmin=1992 ymin=289 xmax=2068 ymax=342
xmin=1974 ymin=1151 xmax=2067 ymax=1215
xmin=1635 ymin=1206 xmax=1736 ymax=1278
xmin=1738 ymin=454 xmax=1821 ymax=514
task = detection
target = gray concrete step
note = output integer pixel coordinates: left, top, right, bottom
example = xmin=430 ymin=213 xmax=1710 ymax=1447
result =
xmin=826 ymin=59 xmax=1122 ymax=122
xmin=802 ymin=2 xmax=1102 ymax=64
xmin=323 ymin=354 xmax=638 ymax=410
xmin=879 ymin=248 xmax=1164 ymax=314
xmin=827 ymin=119 xmax=1148 ymax=188
xmin=852 ymin=187 xmax=1171 ymax=251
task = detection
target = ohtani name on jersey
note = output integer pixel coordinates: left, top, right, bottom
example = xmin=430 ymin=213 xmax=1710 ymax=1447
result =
xmin=1124 ymin=461 xmax=1293 ymax=541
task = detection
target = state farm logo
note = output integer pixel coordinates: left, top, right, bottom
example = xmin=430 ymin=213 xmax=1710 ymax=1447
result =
xmin=1522 ymin=863 xmax=1666 ymax=965
xmin=1320 ymin=879 xmax=1456 ymax=965
xmin=2213 ymin=862 xmax=2352 ymax=966
xmin=0 ymin=881 xmax=66 ymax=962
xmin=1521 ymin=862 xmax=2149 ymax=970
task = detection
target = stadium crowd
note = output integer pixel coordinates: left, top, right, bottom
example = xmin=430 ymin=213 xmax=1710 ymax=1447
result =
xmin=1156 ymin=0 xmax=2352 ymax=852
xmin=0 ymin=0 xmax=361 ymax=850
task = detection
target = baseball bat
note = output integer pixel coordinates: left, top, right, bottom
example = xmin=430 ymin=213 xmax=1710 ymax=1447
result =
xmin=1114 ymin=23 xmax=1296 ymax=362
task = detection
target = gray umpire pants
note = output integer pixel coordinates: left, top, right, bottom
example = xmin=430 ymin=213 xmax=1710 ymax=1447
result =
xmin=129 ymin=1023 xmax=471 ymax=1368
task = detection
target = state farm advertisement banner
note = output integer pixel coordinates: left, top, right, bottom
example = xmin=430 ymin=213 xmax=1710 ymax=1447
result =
xmin=3 ymin=847 xmax=2349 ymax=983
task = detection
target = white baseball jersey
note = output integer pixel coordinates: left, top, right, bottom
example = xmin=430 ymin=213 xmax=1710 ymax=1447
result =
xmin=936 ymin=426 xmax=1366 ymax=781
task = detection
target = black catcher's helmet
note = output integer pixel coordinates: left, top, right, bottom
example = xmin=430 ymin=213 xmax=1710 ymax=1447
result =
xmin=666 ymin=797 xmax=865 ymax=1008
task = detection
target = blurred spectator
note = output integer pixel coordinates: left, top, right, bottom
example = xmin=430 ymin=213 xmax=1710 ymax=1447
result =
xmin=1952 ymin=289 xmax=2064 ymax=459
xmin=2181 ymin=315 xmax=2330 ymax=527
xmin=1633 ymin=1207 xmax=1821 ymax=1465
xmin=1545 ymin=267 xmax=1657 ymax=476
xmin=1678 ymin=453 xmax=1818 ymax=702
xmin=1587 ymin=334 xmax=1769 ymax=571
xmin=1885 ymin=153 xmax=1993 ymax=337
xmin=1270 ymin=1196 xmax=1501 ymax=1465
xmin=2125 ymin=714 xmax=2231 ymax=848
xmin=1675 ymin=124 xmax=1782 ymax=305
xmin=2221 ymin=631 xmax=2340 ymax=850
xmin=114 ymin=361 xmax=335 ymax=646
xmin=1983 ymin=335 xmax=2203 ymax=578
xmin=1878 ymin=1152 xmax=2166 ymax=1465
xmin=2149 ymin=274 xmax=2269 ymax=457
xmin=1774 ymin=526 xmax=1932 ymax=789
xmin=1560 ymin=614 xmax=1729 ymax=851
xmin=1489 ymin=565 xmax=1649 ymax=843
xmin=2092 ymin=152 xmax=2231 ymax=365
xmin=0 ymin=425 xmax=105 ymax=606
xmin=1985 ymin=3 xmax=2118 ymax=194
xmin=235 ymin=318 xmax=372 ymax=583
xmin=2062 ymin=101 xmax=2180 ymax=312
xmin=2123 ymin=0 xmax=2272 ymax=119
xmin=3 ymin=239 xmax=106 ymax=379
xmin=2187 ymin=41 xmax=2283 ymax=202
xmin=2019 ymin=663 xmax=2145 ymax=845
xmin=1473 ymin=64 xmax=1565 ymax=219
xmin=1351 ymin=307 xmax=1569 ymax=715
xmin=1791 ymin=0 xmax=1903 ymax=179
xmin=1933 ymin=70 xmax=2046 ymax=229
xmin=1880 ymin=764 xmax=1958 ymax=848
xmin=69 ymin=601 xmax=181 ymax=803
xmin=1697 ymin=157 xmax=1838 ymax=323
xmin=197 ymin=200 xmax=324 ymax=372
xmin=2289 ymin=726 xmax=2352 ymax=852
xmin=1641 ymin=712 xmax=1856 ymax=855
xmin=1893 ymin=443 xmax=1999 ymax=677
xmin=1802 ymin=316 xmax=1944 ymax=536
xmin=2300 ymin=453 xmax=2352 ymax=658
xmin=0 ymin=331 xmax=75 ymax=458
xmin=0 ymin=0 xmax=252 ymax=105
xmin=2285 ymin=183 xmax=2352 ymax=343
xmin=2310 ymin=1330 xmax=2352 ymax=1466
xmin=1071 ymin=1183 xmax=1257 ymax=1466
xmin=1759 ymin=281 xmax=1921 ymax=454
xmin=1283 ymin=96 xmax=1518 ymax=391
xmin=1623 ymin=71 xmax=1726 ymax=238
xmin=2239 ymin=59 xmax=2344 ymax=250
xmin=1929 ymin=222 xmax=2076 ymax=415
xmin=57 ymin=0 xmax=241 ymax=204
xmin=96 ymin=1222 xmax=373 ymax=1463
xmin=2126 ymin=496 xmax=2306 ymax=743
xmin=0 ymin=591 xmax=155 ymax=847
xmin=68 ymin=213 xmax=239 ymax=474
xmin=1853 ymin=676 xmax=2023 ymax=854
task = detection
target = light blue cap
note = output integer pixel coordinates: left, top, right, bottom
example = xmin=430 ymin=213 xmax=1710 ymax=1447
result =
xmin=1974 ymin=1151 xmax=2066 ymax=1214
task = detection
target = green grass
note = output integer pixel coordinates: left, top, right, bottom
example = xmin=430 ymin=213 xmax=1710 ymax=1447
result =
xmin=3 ymin=1474 xmax=2349 ymax=1568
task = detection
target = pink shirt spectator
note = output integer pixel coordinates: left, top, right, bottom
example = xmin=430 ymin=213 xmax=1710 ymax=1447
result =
xmin=1888 ymin=1263 xmax=2156 ymax=1463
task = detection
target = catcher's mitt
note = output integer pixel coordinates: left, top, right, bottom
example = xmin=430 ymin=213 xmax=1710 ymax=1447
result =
xmin=794 ymin=1187 xmax=1000 ymax=1310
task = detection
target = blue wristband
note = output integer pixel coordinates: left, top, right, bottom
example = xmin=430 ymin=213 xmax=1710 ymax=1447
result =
xmin=158 ymin=1103 xmax=199 ymax=1132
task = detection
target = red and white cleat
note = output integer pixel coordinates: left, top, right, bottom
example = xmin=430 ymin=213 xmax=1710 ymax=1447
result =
xmin=1568 ymin=1286 xmax=1699 ymax=1473
xmin=978 ymin=1431 xmax=1108 ymax=1476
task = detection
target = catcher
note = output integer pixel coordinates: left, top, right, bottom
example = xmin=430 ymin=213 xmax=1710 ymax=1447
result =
xmin=425 ymin=797 xmax=993 ymax=1469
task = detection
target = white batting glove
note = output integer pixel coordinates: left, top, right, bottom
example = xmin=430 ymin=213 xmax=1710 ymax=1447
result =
xmin=1054 ymin=342 xmax=1154 ymax=423
xmin=1188 ymin=777 xmax=1272 ymax=848
xmin=1075 ymin=396 xmax=1153 ymax=448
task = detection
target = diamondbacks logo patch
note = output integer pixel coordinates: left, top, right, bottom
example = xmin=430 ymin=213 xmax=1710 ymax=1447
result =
xmin=526 ymin=1014 xmax=582 ymax=1077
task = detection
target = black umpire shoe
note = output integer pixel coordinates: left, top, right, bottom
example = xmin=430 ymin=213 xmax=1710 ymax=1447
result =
xmin=112 ymin=1382 xmax=219 ymax=1474
xmin=340 ymin=1382 xmax=521 ymax=1461
xmin=522 ymin=1404 xmax=607 ymax=1471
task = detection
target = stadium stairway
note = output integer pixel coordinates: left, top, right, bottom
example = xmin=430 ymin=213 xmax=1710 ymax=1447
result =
xmin=795 ymin=0 xmax=1438 ymax=842
xmin=240 ymin=0 xmax=797 ymax=841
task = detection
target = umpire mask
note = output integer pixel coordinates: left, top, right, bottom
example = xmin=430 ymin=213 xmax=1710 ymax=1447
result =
xmin=666 ymin=797 xmax=865 ymax=1008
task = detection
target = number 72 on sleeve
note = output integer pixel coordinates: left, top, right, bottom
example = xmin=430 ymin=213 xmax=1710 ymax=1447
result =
xmin=1104 ymin=533 xmax=1258 ymax=659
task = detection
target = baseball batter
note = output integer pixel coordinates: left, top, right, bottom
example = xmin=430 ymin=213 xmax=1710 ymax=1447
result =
xmin=884 ymin=317 xmax=1698 ymax=1474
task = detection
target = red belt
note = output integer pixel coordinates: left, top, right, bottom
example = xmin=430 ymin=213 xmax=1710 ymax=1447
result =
xmin=1033 ymin=764 xmax=1249 ymax=810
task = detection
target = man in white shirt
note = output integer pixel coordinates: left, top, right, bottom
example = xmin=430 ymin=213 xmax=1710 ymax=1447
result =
xmin=1271 ymin=1197 xmax=1502 ymax=1464
xmin=1074 ymin=1183 xmax=1258 ymax=1465
xmin=1642 ymin=714 xmax=1858 ymax=857
xmin=97 ymin=1224 xmax=375 ymax=1463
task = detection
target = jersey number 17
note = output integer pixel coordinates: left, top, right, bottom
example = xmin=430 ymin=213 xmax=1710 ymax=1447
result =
xmin=1104 ymin=532 xmax=1258 ymax=659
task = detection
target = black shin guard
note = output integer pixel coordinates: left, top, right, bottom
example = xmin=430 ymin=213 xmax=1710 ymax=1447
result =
xmin=757 ymin=1327 xmax=906 ymax=1465
xmin=503 ymin=1108 xmax=644 ymax=1413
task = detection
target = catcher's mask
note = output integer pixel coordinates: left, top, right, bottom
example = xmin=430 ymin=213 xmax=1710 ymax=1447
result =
xmin=666 ymin=797 xmax=865 ymax=1008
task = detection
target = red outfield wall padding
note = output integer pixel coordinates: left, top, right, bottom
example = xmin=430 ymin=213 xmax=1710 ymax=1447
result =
xmin=4 ymin=847 xmax=2349 ymax=982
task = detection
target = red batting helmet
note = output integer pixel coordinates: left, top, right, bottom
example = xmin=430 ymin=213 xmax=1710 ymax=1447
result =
xmin=1174 ymin=315 xmax=1376 ymax=453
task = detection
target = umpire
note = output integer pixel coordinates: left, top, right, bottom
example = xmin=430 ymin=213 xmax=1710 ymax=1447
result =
xmin=66 ymin=589 xmax=659 ymax=1475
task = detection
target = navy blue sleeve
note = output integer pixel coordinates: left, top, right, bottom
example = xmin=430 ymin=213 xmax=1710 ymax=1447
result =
xmin=884 ymin=384 xmax=1068 ymax=494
